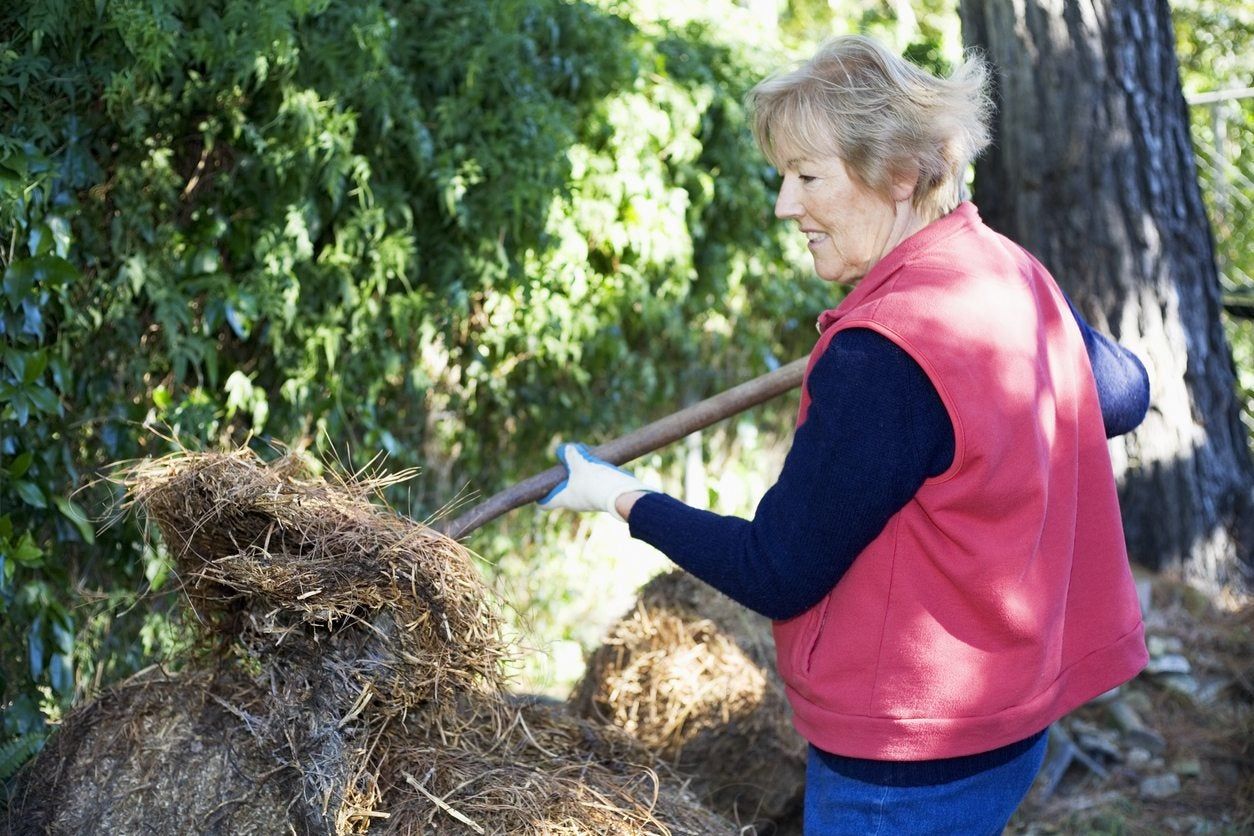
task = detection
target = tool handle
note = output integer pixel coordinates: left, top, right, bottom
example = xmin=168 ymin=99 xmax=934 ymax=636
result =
xmin=439 ymin=356 xmax=808 ymax=540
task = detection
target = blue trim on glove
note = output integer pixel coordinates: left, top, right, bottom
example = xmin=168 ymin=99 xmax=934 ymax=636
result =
xmin=572 ymin=443 xmax=636 ymax=475
xmin=538 ymin=443 xmax=573 ymax=506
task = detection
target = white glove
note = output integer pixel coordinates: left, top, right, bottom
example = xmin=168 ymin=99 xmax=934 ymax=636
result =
xmin=538 ymin=443 xmax=652 ymax=521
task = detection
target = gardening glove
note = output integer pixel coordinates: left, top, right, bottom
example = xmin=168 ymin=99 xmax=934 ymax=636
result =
xmin=538 ymin=443 xmax=652 ymax=522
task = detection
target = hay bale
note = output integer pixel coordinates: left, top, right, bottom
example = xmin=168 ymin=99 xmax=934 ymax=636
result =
xmin=10 ymin=449 xmax=734 ymax=834
xmin=4 ymin=668 xmax=300 ymax=836
xmin=571 ymin=570 xmax=807 ymax=829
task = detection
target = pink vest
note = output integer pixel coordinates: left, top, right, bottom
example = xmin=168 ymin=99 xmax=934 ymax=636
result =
xmin=773 ymin=203 xmax=1147 ymax=760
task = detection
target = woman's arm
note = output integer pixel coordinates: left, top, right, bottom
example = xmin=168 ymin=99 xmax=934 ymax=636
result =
xmin=623 ymin=299 xmax=1143 ymax=619
xmin=1063 ymin=295 xmax=1151 ymax=437
xmin=627 ymin=328 xmax=953 ymax=621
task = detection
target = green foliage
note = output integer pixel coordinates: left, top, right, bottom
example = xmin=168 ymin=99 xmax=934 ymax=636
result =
xmin=0 ymin=732 xmax=43 ymax=782
xmin=0 ymin=139 xmax=89 ymax=749
xmin=779 ymin=0 xmax=962 ymax=69
xmin=1173 ymin=0 xmax=1254 ymax=444
xmin=0 ymin=731 xmax=42 ymax=792
xmin=0 ymin=0 xmax=822 ymax=744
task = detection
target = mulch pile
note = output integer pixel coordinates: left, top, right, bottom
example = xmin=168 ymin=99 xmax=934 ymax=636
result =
xmin=6 ymin=449 xmax=731 ymax=835
xmin=571 ymin=570 xmax=807 ymax=831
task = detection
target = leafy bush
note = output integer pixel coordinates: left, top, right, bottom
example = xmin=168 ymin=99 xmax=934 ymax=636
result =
xmin=0 ymin=0 xmax=822 ymax=765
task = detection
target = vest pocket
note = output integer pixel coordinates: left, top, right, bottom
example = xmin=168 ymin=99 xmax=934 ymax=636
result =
xmin=795 ymin=594 xmax=832 ymax=677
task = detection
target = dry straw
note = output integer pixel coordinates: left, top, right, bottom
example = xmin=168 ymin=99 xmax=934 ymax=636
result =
xmin=572 ymin=570 xmax=807 ymax=830
xmin=7 ymin=448 xmax=731 ymax=835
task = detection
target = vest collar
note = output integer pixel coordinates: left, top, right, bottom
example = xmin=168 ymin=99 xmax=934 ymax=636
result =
xmin=817 ymin=201 xmax=982 ymax=333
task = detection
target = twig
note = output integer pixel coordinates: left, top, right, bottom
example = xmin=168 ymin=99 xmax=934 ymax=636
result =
xmin=402 ymin=770 xmax=486 ymax=834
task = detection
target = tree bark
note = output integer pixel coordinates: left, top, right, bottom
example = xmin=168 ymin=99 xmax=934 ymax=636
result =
xmin=959 ymin=0 xmax=1254 ymax=590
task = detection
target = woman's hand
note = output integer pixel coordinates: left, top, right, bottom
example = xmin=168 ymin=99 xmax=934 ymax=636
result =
xmin=537 ymin=443 xmax=653 ymax=522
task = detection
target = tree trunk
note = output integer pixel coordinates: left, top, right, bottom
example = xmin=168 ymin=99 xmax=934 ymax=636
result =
xmin=958 ymin=0 xmax=1254 ymax=590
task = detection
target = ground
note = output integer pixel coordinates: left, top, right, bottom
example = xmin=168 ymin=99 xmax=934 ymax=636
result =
xmin=1011 ymin=575 xmax=1252 ymax=835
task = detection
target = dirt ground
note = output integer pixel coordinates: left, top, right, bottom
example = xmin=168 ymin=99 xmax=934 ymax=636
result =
xmin=1010 ymin=576 xmax=1252 ymax=835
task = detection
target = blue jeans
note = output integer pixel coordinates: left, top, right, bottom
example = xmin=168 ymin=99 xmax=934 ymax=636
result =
xmin=803 ymin=729 xmax=1049 ymax=835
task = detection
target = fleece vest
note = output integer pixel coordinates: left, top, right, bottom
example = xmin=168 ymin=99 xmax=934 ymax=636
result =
xmin=772 ymin=202 xmax=1148 ymax=760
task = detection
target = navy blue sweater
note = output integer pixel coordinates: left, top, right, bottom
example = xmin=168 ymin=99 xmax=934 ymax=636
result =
xmin=627 ymin=306 xmax=1150 ymax=623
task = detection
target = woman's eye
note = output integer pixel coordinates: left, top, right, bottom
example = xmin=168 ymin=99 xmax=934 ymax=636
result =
xmin=799 ymin=174 xmax=816 ymax=184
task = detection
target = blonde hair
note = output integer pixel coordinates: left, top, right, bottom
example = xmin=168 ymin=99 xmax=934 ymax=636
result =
xmin=748 ymin=35 xmax=993 ymax=220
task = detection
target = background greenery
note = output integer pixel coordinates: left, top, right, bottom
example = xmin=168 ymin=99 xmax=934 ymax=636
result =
xmin=1173 ymin=1 xmax=1254 ymax=443
xmin=1 ymin=0 xmax=1249 ymax=786
xmin=0 ymin=0 xmax=826 ymax=770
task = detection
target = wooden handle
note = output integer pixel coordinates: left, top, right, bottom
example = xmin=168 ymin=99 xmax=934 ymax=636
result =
xmin=439 ymin=356 xmax=808 ymax=540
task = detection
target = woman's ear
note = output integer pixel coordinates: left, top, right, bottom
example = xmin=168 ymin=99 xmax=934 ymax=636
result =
xmin=890 ymin=163 xmax=919 ymax=203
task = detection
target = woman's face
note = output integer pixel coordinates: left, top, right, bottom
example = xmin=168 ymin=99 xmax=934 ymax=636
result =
xmin=773 ymin=153 xmax=912 ymax=285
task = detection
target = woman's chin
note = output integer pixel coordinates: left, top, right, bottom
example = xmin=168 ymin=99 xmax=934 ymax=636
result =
xmin=816 ymin=270 xmax=858 ymax=286
xmin=811 ymin=259 xmax=859 ymax=285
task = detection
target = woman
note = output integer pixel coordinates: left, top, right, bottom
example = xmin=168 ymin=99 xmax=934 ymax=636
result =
xmin=540 ymin=35 xmax=1150 ymax=834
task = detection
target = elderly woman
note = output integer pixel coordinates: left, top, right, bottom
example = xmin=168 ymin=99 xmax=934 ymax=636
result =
xmin=541 ymin=35 xmax=1149 ymax=833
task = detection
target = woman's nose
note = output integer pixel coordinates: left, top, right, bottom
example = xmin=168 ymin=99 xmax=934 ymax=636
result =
xmin=775 ymin=178 xmax=801 ymax=220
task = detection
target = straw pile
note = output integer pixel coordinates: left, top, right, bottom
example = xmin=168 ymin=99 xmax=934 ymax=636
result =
xmin=7 ymin=449 xmax=732 ymax=835
xmin=571 ymin=570 xmax=806 ymax=830
xmin=6 ymin=667 xmax=301 ymax=835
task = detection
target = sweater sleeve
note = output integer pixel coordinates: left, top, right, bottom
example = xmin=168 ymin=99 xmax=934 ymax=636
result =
xmin=626 ymin=328 xmax=954 ymax=621
xmin=1063 ymin=294 xmax=1151 ymax=437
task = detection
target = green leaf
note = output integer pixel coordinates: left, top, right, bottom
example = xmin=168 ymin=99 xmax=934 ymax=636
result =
xmin=0 ymin=151 xmax=31 ymax=180
xmin=3 ymin=350 xmax=25 ymax=382
xmin=27 ymin=617 xmax=44 ymax=679
xmin=0 ymin=168 xmax=22 ymax=198
xmin=12 ymin=393 xmax=30 ymax=426
xmin=204 ymin=349 xmax=219 ymax=389
xmin=49 ymin=654 xmax=73 ymax=696
xmin=20 ymin=300 xmax=44 ymax=340
xmin=26 ymin=386 xmax=59 ymax=414
xmin=0 ymin=733 xmax=45 ymax=781
xmin=22 ymin=351 xmax=48 ymax=385
xmin=3 ymin=261 xmax=34 ymax=308
xmin=144 ymin=545 xmax=169 ymax=590
xmin=15 ymin=481 xmax=45 ymax=509
xmin=2 ymin=256 xmax=79 ymax=308
xmin=30 ymin=255 xmax=79 ymax=289
xmin=8 ymin=451 xmax=33 ymax=478
xmin=13 ymin=533 xmax=42 ymax=565
xmin=47 ymin=216 xmax=72 ymax=258
xmin=54 ymin=496 xmax=95 ymax=544
xmin=224 ymin=370 xmax=253 ymax=418
xmin=29 ymin=221 xmax=53 ymax=257
xmin=51 ymin=618 xmax=74 ymax=656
